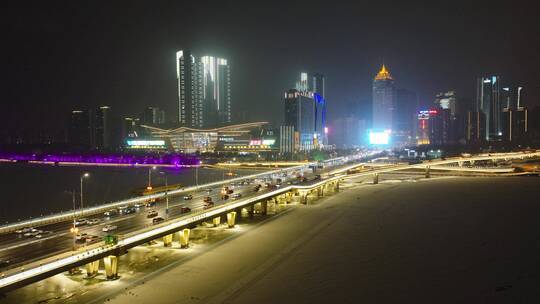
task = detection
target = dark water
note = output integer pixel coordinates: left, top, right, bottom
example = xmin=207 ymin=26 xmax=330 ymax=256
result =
xmin=0 ymin=163 xmax=260 ymax=223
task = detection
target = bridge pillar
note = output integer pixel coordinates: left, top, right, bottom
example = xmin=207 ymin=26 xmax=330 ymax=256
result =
xmin=163 ymin=234 xmax=173 ymax=247
xmin=334 ymin=180 xmax=340 ymax=192
xmin=458 ymin=161 xmax=463 ymax=167
xmin=470 ymin=160 xmax=475 ymax=166
xmin=261 ymin=201 xmax=268 ymax=215
xmin=212 ymin=216 xmax=221 ymax=227
xmin=373 ymin=173 xmax=379 ymax=184
xmin=247 ymin=205 xmax=254 ymax=217
xmin=227 ymin=211 xmax=237 ymax=228
xmin=103 ymin=255 xmax=119 ymax=280
xmin=68 ymin=267 xmax=81 ymax=275
xmin=85 ymin=260 xmax=100 ymax=277
xmin=180 ymin=228 xmax=191 ymax=248
xmin=425 ymin=166 xmax=431 ymax=178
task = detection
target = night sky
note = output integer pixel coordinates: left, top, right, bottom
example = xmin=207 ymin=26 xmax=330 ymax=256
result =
xmin=3 ymin=1 xmax=539 ymax=140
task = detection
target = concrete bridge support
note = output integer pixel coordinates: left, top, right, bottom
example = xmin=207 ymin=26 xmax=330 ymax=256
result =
xmin=373 ymin=173 xmax=379 ymax=184
xmin=425 ymin=166 xmax=431 ymax=178
xmin=261 ymin=201 xmax=268 ymax=215
xmin=163 ymin=234 xmax=173 ymax=247
xmin=458 ymin=161 xmax=463 ymax=167
xmin=334 ymin=180 xmax=340 ymax=191
xmin=227 ymin=211 xmax=237 ymax=228
xmin=85 ymin=260 xmax=100 ymax=277
xmin=246 ymin=205 xmax=254 ymax=217
xmin=179 ymin=228 xmax=191 ymax=248
xmin=103 ymin=255 xmax=119 ymax=280
xmin=212 ymin=216 xmax=221 ymax=227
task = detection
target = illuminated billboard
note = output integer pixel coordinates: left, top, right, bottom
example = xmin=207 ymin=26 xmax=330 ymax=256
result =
xmin=369 ymin=130 xmax=391 ymax=145
xmin=126 ymin=140 xmax=166 ymax=149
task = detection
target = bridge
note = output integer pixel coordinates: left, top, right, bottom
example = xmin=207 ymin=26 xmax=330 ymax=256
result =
xmin=0 ymin=150 xmax=539 ymax=293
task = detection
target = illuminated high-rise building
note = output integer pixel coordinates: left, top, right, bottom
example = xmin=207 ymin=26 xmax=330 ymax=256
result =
xmin=476 ymin=76 xmax=502 ymax=140
xmin=201 ymin=55 xmax=231 ymax=127
xmin=372 ymin=65 xmax=395 ymax=131
xmin=177 ymin=50 xmax=231 ymax=128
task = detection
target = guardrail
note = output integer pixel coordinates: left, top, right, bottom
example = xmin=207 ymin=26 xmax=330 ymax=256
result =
xmin=0 ymin=163 xmax=317 ymax=234
xmin=2 ymin=151 xmax=537 ymax=291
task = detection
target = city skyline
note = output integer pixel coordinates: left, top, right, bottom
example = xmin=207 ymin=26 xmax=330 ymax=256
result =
xmin=3 ymin=2 xmax=539 ymax=142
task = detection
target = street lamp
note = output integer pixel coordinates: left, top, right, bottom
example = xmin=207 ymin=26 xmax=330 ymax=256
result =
xmin=147 ymin=166 xmax=157 ymax=190
xmin=80 ymin=172 xmax=90 ymax=217
xmin=159 ymin=172 xmax=169 ymax=218
xmin=195 ymin=161 xmax=202 ymax=187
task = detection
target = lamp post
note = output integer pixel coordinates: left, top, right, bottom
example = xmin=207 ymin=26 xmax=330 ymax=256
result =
xmin=195 ymin=161 xmax=202 ymax=187
xmin=80 ymin=173 xmax=89 ymax=217
xmin=147 ymin=166 xmax=157 ymax=190
xmin=160 ymin=172 xmax=169 ymax=218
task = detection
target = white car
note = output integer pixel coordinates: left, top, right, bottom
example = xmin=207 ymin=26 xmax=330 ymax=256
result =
xmin=134 ymin=203 xmax=145 ymax=208
xmin=232 ymin=193 xmax=242 ymax=199
xmin=86 ymin=219 xmax=100 ymax=225
xmin=102 ymin=225 xmax=117 ymax=232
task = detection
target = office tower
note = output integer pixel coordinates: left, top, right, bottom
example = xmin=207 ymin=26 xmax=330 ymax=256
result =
xmin=177 ymin=50 xmax=231 ymax=128
xmin=476 ymin=76 xmax=502 ymax=140
xmin=284 ymin=89 xmax=316 ymax=151
xmin=501 ymin=86 xmax=527 ymax=142
xmin=177 ymin=50 xmax=203 ymax=128
xmin=372 ymin=65 xmax=395 ymax=131
xmin=201 ymin=55 xmax=231 ymax=127
xmin=435 ymin=91 xmax=457 ymax=116
xmin=294 ymin=72 xmax=327 ymax=146
xmin=94 ymin=106 xmax=112 ymax=150
xmin=395 ymin=88 xmax=418 ymax=145
xmin=143 ymin=107 xmax=166 ymax=125
xmin=68 ymin=110 xmax=92 ymax=147
xmin=332 ymin=116 xmax=365 ymax=148
xmin=466 ymin=111 xmax=486 ymax=143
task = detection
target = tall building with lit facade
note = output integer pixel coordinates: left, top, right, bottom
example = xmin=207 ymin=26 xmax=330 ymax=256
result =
xmin=372 ymin=65 xmax=395 ymax=131
xmin=501 ymin=86 xmax=528 ymax=142
xmin=68 ymin=110 xmax=92 ymax=147
xmin=94 ymin=106 xmax=112 ymax=150
xmin=476 ymin=76 xmax=502 ymax=141
xmin=143 ymin=107 xmax=165 ymax=125
xmin=292 ymin=72 xmax=327 ymax=147
xmin=435 ymin=91 xmax=457 ymax=116
xmin=283 ymin=89 xmax=316 ymax=151
xmin=177 ymin=50 xmax=231 ymax=128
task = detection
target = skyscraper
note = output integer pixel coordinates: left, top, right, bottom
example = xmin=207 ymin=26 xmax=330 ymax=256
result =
xmin=284 ymin=89 xmax=316 ymax=151
xmin=394 ymin=88 xmax=418 ymax=145
xmin=176 ymin=50 xmax=231 ymax=128
xmin=94 ymin=106 xmax=112 ymax=150
xmin=294 ymin=72 xmax=327 ymax=146
xmin=143 ymin=107 xmax=166 ymax=125
xmin=372 ymin=65 xmax=395 ymax=131
xmin=476 ymin=76 xmax=502 ymax=140
xmin=68 ymin=110 xmax=91 ymax=147
xmin=201 ymin=55 xmax=231 ymax=126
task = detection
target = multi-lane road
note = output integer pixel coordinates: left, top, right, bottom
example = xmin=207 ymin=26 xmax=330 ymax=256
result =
xmin=0 ymin=160 xmax=349 ymax=273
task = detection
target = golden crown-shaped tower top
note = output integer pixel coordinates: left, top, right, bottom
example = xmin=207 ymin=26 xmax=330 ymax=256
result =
xmin=374 ymin=64 xmax=393 ymax=81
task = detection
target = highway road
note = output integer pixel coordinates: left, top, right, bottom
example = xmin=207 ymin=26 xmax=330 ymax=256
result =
xmin=0 ymin=160 xmax=350 ymax=272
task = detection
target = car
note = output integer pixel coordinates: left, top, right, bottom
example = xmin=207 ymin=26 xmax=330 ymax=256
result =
xmin=205 ymin=188 xmax=213 ymax=193
xmin=134 ymin=202 xmax=145 ymax=208
xmin=86 ymin=219 xmax=100 ymax=225
xmin=152 ymin=217 xmax=164 ymax=224
xmin=203 ymin=202 xmax=214 ymax=209
xmin=75 ymin=233 xmax=88 ymax=242
xmin=124 ymin=206 xmax=137 ymax=214
xmin=102 ymin=225 xmax=117 ymax=232
xmin=183 ymin=194 xmax=193 ymax=200
xmin=221 ymin=194 xmax=229 ymax=200
xmin=85 ymin=235 xmax=100 ymax=243
xmin=104 ymin=209 xmax=118 ymax=217
xmin=146 ymin=201 xmax=156 ymax=208
xmin=0 ymin=260 xmax=10 ymax=268
xmin=232 ymin=193 xmax=242 ymax=199
xmin=180 ymin=206 xmax=191 ymax=213
xmin=147 ymin=210 xmax=158 ymax=218
xmin=23 ymin=230 xmax=41 ymax=238
xmin=74 ymin=218 xmax=88 ymax=226
xmin=117 ymin=205 xmax=128 ymax=213
xmin=15 ymin=227 xmax=34 ymax=234
xmin=203 ymin=196 xmax=213 ymax=203
xmin=35 ymin=231 xmax=53 ymax=238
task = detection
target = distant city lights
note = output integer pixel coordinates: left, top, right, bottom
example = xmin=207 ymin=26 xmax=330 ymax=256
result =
xmin=369 ymin=130 xmax=391 ymax=145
